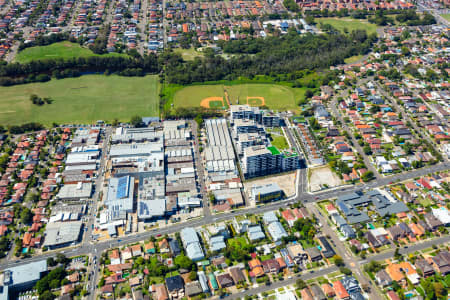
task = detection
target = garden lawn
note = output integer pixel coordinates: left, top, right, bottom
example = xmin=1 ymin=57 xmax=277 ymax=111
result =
xmin=15 ymin=41 xmax=127 ymax=63
xmin=441 ymin=14 xmax=450 ymax=22
xmin=0 ymin=75 xmax=159 ymax=125
xmin=270 ymin=134 xmax=289 ymax=150
xmin=317 ymin=18 xmax=378 ymax=35
xmin=173 ymin=47 xmax=204 ymax=61
xmin=173 ymin=83 xmax=305 ymax=112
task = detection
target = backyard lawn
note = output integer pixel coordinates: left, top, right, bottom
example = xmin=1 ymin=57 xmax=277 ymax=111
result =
xmin=173 ymin=47 xmax=204 ymax=61
xmin=316 ymin=18 xmax=379 ymax=35
xmin=15 ymin=41 xmax=127 ymax=63
xmin=441 ymin=14 xmax=450 ymax=22
xmin=0 ymin=75 xmax=159 ymax=125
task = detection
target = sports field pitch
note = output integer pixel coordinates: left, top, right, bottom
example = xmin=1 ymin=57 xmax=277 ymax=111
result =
xmin=173 ymin=84 xmax=305 ymax=111
xmin=317 ymin=17 xmax=378 ymax=35
xmin=15 ymin=41 xmax=127 ymax=63
xmin=0 ymin=75 xmax=159 ymax=125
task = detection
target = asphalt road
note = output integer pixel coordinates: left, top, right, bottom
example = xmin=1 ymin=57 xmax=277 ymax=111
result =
xmin=2 ymin=160 xmax=448 ymax=271
xmin=224 ymin=234 xmax=450 ymax=300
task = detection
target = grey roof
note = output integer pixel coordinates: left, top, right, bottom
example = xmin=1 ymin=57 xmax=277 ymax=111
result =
xmin=43 ymin=221 xmax=82 ymax=247
xmin=332 ymin=214 xmax=347 ymax=227
xmin=165 ymin=275 xmax=184 ymax=292
xmin=263 ymin=211 xmax=278 ymax=224
xmin=3 ymin=260 xmax=47 ymax=288
xmin=310 ymin=284 xmax=326 ymax=300
xmin=137 ymin=198 xmax=166 ymax=219
xmin=248 ymin=225 xmax=265 ymax=241
xmin=181 ymin=228 xmax=204 ymax=261
xmin=210 ymin=235 xmax=226 ymax=252
xmin=341 ymin=224 xmax=356 ymax=238
xmin=185 ymin=281 xmax=202 ymax=297
xmin=338 ymin=190 xmax=408 ymax=223
xmin=105 ymin=176 xmax=134 ymax=217
xmin=341 ymin=276 xmax=360 ymax=293
xmin=251 ymin=183 xmax=282 ymax=197
xmin=267 ymin=222 xmax=288 ymax=242
xmin=56 ymin=182 xmax=93 ymax=200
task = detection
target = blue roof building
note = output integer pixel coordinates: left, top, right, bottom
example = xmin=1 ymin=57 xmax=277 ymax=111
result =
xmin=181 ymin=227 xmax=205 ymax=261
xmin=209 ymin=235 xmax=226 ymax=252
xmin=248 ymin=225 xmax=265 ymax=241
xmin=267 ymin=222 xmax=288 ymax=242
xmin=263 ymin=211 xmax=278 ymax=224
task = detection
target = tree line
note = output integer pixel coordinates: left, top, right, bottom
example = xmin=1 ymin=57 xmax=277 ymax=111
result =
xmin=0 ymin=54 xmax=160 ymax=86
xmin=165 ymin=29 xmax=376 ymax=85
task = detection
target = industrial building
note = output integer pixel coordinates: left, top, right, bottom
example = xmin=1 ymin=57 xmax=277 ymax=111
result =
xmin=43 ymin=221 xmax=82 ymax=249
xmin=103 ymin=176 xmax=135 ymax=222
xmin=0 ymin=260 xmax=48 ymax=300
xmin=204 ymin=119 xmax=237 ymax=174
xmin=137 ymin=175 xmax=167 ymax=220
xmin=56 ymin=182 xmax=93 ymax=201
xmin=251 ymin=183 xmax=283 ymax=203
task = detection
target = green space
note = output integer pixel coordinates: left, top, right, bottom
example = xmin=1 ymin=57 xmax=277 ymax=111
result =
xmin=317 ymin=17 xmax=379 ymax=35
xmin=15 ymin=41 xmax=127 ymax=63
xmin=270 ymin=134 xmax=289 ymax=150
xmin=268 ymin=146 xmax=281 ymax=155
xmin=173 ymin=47 xmax=205 ymax=61
xmin=441 ymin=14 xmax=450 ymax=22
xmin=0 ymin=75 xmax=159 ymax=125
xmin=227 ymin=236 xmax=250 ymax=248
xmin=344 ymin=54 xmax=364 ymax=64
xmin=173 ymin=83 xmax=306 ymax=111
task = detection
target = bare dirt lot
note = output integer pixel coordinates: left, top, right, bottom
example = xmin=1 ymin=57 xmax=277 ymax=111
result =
xmin=309 ymin=165 xmax=342 ymax=192
xmin=244 ymin=172 xmax=297 ymax=206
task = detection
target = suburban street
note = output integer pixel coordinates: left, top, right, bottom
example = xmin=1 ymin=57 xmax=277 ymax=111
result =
xmin=1 ymin=155 xmax=448 ymax=271
xmin=329 ymin=86 xmax=381 ymax=179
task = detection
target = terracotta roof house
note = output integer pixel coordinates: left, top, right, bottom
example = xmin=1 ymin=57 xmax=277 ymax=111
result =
xmin=145 ymin=241 xmax=156 ymax=254
xmin=300 ymin=288 xmax=313 ymax=300
xmin=101 ymin=284 xmax=114 ymax=296
xmin=152 ymin=283 xmax=168 ymax=300
xmin=387 ymin=291 xmax=401 ymax=300
xmin=321 ymin=283 xmax=335 ymax=297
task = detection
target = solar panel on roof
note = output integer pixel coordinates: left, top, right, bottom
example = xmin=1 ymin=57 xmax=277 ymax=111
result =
xmin=116 ymin=176 xmax=129 ymax=199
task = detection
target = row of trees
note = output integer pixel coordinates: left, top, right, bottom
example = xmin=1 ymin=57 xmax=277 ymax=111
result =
xmin=0 ymin=54 xmax=160 ymax=86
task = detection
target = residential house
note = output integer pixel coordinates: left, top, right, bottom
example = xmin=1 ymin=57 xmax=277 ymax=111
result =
xmin=415 ymin=259 xmax=435 ymax=277
xmin=165 ymin=275 xmax=184 ymax=300
xmin=216 ymin=273 xmax=234 ymax=288
xmin=430 ymin=251 xmax=450 ymax=275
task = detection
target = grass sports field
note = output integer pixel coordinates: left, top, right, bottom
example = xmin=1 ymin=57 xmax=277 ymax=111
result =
xmin=15 ymin=41 xmax=127 ymax=63
xmin=0 ymin=75 xmax=159 ymax=125
xmin=317 ymin=17 xmax=378 ymax=35
xmin=173 ymin=84 xmax=305 ymax=111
